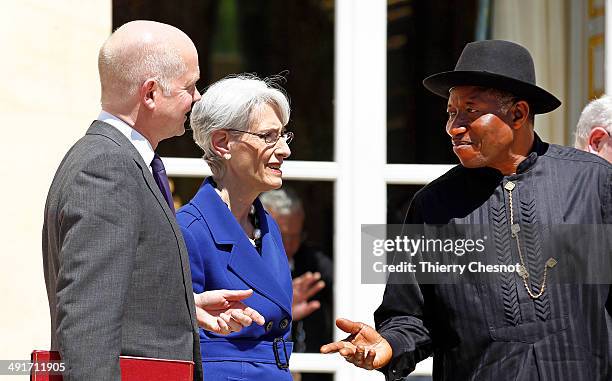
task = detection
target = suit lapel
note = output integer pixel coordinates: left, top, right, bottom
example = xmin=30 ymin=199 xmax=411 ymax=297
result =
xmin=87 ymin=121 xmax=200 ymax=333
xmin=87 ymin=121 xmax=174 ymax=220
xmin=192 ymin=179 xmax=292 ymax=315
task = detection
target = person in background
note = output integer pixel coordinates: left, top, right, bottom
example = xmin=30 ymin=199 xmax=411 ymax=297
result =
xmin=261 ymin=188 xmax=334 ymax=381
xmin=177 ymin=74 xmax=295 ymax=380
xmin=42 ymin=21 xmax=260 ymax=381
xmin=575 ymin=95 xmax=612 ymax=163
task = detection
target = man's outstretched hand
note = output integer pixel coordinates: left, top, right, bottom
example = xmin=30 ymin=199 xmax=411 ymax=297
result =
xmin=194 ymin=289 xmax=265 ymax=335
xmin=320 ymin=318 xmax=393 ymax=370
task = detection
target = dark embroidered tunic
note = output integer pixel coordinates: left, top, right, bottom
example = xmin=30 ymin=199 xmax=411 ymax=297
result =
xmin=375 ymin=135 xmax=612 ymax=380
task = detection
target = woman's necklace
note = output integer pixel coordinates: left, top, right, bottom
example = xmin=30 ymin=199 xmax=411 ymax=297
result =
xmin=248 ymin=204 xmax=262 ymax=250
xmin=212 ymin=181 xmax=262 ymax=250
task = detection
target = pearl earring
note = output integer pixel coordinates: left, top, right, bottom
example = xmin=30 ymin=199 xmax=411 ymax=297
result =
xmin=223 ymin=153 xmax=232 ymax=160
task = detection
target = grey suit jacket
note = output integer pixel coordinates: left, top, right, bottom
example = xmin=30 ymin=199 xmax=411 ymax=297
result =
xmin=42 ymin=121 xmax=203 ymax=381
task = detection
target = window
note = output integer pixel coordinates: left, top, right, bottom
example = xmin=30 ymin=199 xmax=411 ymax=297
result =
xmin=387 ymin=0 xmax=482 ymax=164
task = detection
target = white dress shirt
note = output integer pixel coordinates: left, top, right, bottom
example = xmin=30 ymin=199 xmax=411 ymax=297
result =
xmin=97 ymin=110 xmax=155 ymax=173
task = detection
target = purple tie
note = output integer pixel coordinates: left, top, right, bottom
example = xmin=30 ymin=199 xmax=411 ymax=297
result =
xmin=150 ymin=153 xmax=175 ymax=213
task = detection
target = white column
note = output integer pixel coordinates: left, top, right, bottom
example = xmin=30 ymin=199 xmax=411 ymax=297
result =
xmin=0 ymin=0 xmax=112 ymax=363
xmin=335 ymin=0 xmax=387 ymax=380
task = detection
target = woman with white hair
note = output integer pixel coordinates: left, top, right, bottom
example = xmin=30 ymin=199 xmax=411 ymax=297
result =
xmin=176 ymin=74 xmax=295 ymax=380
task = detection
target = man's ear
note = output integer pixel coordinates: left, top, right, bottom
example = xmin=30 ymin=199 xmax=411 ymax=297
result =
xmin=140 ymin=79 xmax=158 ymax=110
xmin=211 ymin=129 xmax=231 ymax=158
xmin=510 ymin=101 xmax=530 ymax=129
xmin=587 ymin=127 xmax=610 ymax=153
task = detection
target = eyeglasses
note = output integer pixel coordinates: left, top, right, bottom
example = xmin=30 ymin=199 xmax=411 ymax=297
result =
xmin=226 ymin=129 xmax=294 ymax=145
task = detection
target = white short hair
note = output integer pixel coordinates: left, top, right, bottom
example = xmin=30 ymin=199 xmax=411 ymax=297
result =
xmin=575 ymin=95 xmax=612 ymax=148
xmin=98 ymin=26 xmax=187 ymax=104
xmin=260 ymin=187 xmax=303 ymax=216
xmin=190 ymin=74 xmax=291 ymax=175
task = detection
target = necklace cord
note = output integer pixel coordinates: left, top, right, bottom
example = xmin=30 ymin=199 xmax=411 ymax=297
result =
xmin=505 ymin=181 xmax=555 ymax=299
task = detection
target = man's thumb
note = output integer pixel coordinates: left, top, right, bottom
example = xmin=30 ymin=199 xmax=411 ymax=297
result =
xmin=336 ymin=318 xmax=363 ymax=334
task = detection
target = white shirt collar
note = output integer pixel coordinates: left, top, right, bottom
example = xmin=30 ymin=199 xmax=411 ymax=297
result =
xmin=97 ymin=110 xmax=155 ymax=172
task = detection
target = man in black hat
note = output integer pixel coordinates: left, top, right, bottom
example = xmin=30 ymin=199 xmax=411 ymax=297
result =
xmin=321 ymin=40 xmax=612 ymax=380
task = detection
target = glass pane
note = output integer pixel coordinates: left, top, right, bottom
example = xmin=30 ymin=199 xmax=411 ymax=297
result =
xmin=387 ymin=0 xmax=485 ymax=164
xmin=387 ymin=184 xmax=424 ymax=224
xmin=168 ymin=176 xmax=203 ymax=211
xmin=113 ymin=0 xmax=335 ymax=161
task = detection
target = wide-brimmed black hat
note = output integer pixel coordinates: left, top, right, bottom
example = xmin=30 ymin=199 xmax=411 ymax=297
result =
xmin=423 ymin=40 xmax=561 ymax=114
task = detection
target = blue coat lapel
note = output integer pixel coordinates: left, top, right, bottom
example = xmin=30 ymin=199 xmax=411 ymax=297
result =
xmin=191 ymin=179 xmax=292 ymax=316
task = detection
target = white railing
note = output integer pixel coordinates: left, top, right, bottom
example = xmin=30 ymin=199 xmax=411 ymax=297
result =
xmin=164 ymin=158 xmax=339 ymax=181
xmin=165 ymin=158 xmax=452 ymax=185
xmin=289 ymin=354 xmax=434 ymax=376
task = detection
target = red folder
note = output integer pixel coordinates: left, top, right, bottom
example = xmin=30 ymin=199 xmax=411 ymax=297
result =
xmin=31 ymin=350 xmax=193 ymax=381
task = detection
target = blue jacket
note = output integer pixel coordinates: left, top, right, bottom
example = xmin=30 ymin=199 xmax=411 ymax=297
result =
xmin=177 ymin=178 xmax=293 ymax=380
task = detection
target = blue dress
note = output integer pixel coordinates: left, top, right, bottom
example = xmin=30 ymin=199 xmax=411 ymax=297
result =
xmin=177 ymin=178 xmax=293 ymax=381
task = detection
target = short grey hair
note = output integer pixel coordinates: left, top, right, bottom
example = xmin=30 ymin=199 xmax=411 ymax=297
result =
xmin=575 ymin=95 xmax=612 ymax=148
xmin=260 ymin=187 xmax=303 ymax=216
xmin=98 ymin=24 xmax=187 ymax=104
xmin=190 ymin=74 xmax=291 ymax=175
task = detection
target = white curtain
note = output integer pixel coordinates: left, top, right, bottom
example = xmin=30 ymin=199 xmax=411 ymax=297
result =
xmin=492 ymin=0 xmax=568 ymax=145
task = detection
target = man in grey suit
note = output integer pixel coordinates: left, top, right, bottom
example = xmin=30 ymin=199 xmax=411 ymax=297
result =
xmin=42 ymin=21 xmax=263 ymax=380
